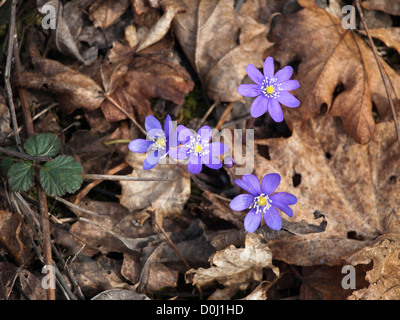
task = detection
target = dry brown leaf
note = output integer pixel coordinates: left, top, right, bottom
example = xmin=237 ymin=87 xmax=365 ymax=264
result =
xmin=14 ymin=30 xmax=104 ymax=114
xmin=0 ymin=262 xmax=47 ymax=300
xmin=347 ymin=234 xmax=400 ymax=299
xmin=136 ymin=4 xmax=185 ymax=52
xmin=120 ymin=152 xmax=191 ymax=226
xmin=67 ymin=199 xmax=156 ymax=254
xmin=38 ymin=0 xmax=98 ymax=65
xmin=361 ymin=0 xmax=400 ymax=16
xmin=91 ymin=289 xmax=150 ymax=300
xmin=69 ymin=255 xmax=133 ymax=297
xmin=0 ymin=211 xmax=32 ymax=266
xmin=88 ymin=0 xmax=130 ymax=29
xmin=163 ymin=0 xmax=272 ymax=102
xmin=100 ymin=36 xmax=194 ymax=123
xmin=247 ymin=114 xmax=400 ymax=266
xmin=268 ymin=0 xmax=400 ymax=143
xmin=0 ymin=92 xmax=11 ymax=143
xmin=15 ymin=30 xmax=193 ymax=125
xmin=185 ymin=233 xmax=279 ymax=300
xmin=299 ymin=265 xmax=369 ymax=300
xmin=367 ymin=28 xmax=400 ymax=55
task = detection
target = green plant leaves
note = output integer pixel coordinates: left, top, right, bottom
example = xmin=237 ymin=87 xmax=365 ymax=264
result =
xmin=39 ymin=155 xmax=83 ymax=196
xmin=4 ymin=133 xmax=82 ymax=196
xmin=7 ymin=161 xmax=34 ymax=192
xmin=23 ymin=133 xmax=61 ymax=157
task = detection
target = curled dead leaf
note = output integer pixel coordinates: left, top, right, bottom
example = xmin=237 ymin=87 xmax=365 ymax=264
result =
xmin=185 ymin=233 xmax=279 ymax=300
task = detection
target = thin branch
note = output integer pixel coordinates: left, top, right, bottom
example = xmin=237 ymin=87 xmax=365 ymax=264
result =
xmin=104 ymin=94 xmax=147 ymax=135
xmin=81 ymin=173 xmax=169 ymax=181
xmin=0 ymin=146 xmax=52 ymax=162
xmin=355 ymin=0 xmax=400 ymax=149
xmin=4 ymin=0 xmax=21 ymax=149
xmin=148 ymin=210 xmax=191 ymax=270
xmin=13 ymin=28 xmax=34 ymax=137
xmin=215 ymin=102 xmax=234 ymax=130
xmin=73 ymin=161 xmax=129 ymax=204
xmin=35 ymin=168 xmax=56 ymax=300
xmin=196 ymin=102 xmax=217 ymax=130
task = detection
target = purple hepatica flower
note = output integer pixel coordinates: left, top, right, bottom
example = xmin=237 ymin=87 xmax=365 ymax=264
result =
xmin=128 ymin=115 xmax=174 ymax=170
xmin=170 ymin=125 xmax=228 ymax=174
xmin=238 ymin=56 xmax=300 ymax=122
xmin=229 ymin=173 xmax=297 ymax=232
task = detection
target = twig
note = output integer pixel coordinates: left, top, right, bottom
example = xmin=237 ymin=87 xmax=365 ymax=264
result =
xmin=104 ymin=94 xmax=147 ymax=135
xmin=52 ymin=195 xmax=109 ymax=217
xmin=0 ymin=146 xmax=52 ymax=162
xmin=196 ymin=102 xmax=217 ymax=130
xmin=355 ymin=0 xmax=400 ymax=149
xmin=148 ymin=210 xmax=191 ymax=270
xmin=35 ymin=168 xmax=56 ymax=300
xmin=4 ymin=0 xmax=21 ymax=150
xmin=81 ymin=173 xmax=169 ymax=181
xmin=73 ymin=161 xmax=129 ymax=204
xmin=12 ymin=28 xmax=34 ymax=137
xmin=215 ymin=102 xmax=234 ymax=130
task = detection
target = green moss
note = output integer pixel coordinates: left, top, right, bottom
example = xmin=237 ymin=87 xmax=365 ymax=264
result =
xmin=179 ymin=84 xmax=209 ymax=124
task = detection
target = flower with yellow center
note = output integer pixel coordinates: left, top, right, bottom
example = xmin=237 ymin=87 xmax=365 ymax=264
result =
xmin=250 ymin=193 xmax=272 ymax=214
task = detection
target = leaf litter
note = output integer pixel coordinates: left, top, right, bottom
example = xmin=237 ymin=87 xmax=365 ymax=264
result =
xmin=0 ymin=0 xmax=399 ymax=301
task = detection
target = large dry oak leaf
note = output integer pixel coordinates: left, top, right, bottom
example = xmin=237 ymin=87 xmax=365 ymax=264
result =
xmin=268 ymin=0 xmax=400 ymax=144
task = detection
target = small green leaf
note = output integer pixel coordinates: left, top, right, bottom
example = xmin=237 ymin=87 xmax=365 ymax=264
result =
xmin=7 ymin=161 xmax=34 ymax=192
xmin=24 ymin=133 xmax=61 ymax=158
xmin=0 ymin=157 xmax=13 ymax=177
xmin=39 ymin=155 xmax=83 ymax=196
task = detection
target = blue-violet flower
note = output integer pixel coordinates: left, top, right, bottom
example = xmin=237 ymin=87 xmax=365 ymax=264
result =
xmin=128 ymin=115 xmax=174 ymax=170
xmin=170 ymin=125 xmax=228 ymax=174
xmin=238 ymin=56 xmax=300 ymax=122
xmin=230 ymin=173 xmax=297 ymax=232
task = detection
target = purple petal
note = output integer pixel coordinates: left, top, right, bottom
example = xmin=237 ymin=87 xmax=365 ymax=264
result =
xmin=229 ymin=194 xmax=255 ymax=211
xmin=277 ymin=91 xmax=300 ymax=108
xmin=177 ymin=125 xmax=194 ymax=144
xmin=268 ymin=99 xmax=284 ymax=122
xmin=238 ymin=84 xmax=261 ymax=97
xmin=261 ymin=173 xmax=281 ymax=195
xmin=273 ymin=203 xmax=293 ymax=217
xmin=263 ymin=206 xmax=282 ymax=230
xmin=223 ymin=156 xmax=235 ymax=168
xmin=270 ymin=192 xmax=297 ymax=206
xmin=244 ymin=208 xmax=262 ymax=233
xmin=197 ymin=126 xmax=212 ymax=142
xmin=263 ymin=57 xmax=275 ymax=79
xmin=145 ymin=115 xmax=162 ymax=132
xmin=250 ymin=96 xmax=268 ymax=118
xmin=209 ymin=142 xmax=228 ymax=156
xmin=187 ymin=155 xmax=202 ymax=174
xmin=246 ymin=64 xmax=264 ymax=85
xmin=234 ymin=179 xmax=259 ymax=197
xmin=201 ymin=153 xmax=222 ymax=170
xmin=143 ymin=150 xmax=160 ymax=170
xmin=164 ymin=114 xmax=172 ymax=138
xmin=128 ymin=139 xmax=153 ymax=153
xmin=275 ymin=66 xmax=293 ymax=82
xmin=279 ymin=80 xmax=299 ymax=91
xmin=169 ymin=146 xmax=189 ymax=160
xmin=168 ymin=129 xmax=179 ymax=148
xmin=242 ymin=174 xmax=261 ymax=195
